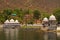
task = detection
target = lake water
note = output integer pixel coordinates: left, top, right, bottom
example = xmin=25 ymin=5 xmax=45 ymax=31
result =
xmin=0 ymin=28 xmax=60 ymax=40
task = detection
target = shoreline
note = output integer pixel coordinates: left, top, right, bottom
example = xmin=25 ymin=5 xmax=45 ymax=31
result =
xmin=0 ymin=24 xmax=60 ymax=32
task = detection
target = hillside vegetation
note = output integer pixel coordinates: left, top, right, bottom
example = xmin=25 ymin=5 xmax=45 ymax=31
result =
xmin=0 ymin=0 xmax=60 ymax=13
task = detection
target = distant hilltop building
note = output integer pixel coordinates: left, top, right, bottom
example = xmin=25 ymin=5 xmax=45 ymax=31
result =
xmin=0 ymin=0 xmax=60 ymax=13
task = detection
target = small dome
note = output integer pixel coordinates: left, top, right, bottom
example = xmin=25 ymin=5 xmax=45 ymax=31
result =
xmin=10 ymin=19 xmax=15 ymax=23
xmin=4 ymin=20 xmax=10 ymax=23
xmin=49 ymin=15 xmax=56 ymax=20
xmin=15 ymin=20 xmax=19 ymax=23
xmin=43 ymin=17 xmax=48 ymax=22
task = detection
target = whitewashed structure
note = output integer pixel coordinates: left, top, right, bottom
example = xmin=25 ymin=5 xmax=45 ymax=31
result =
xmin=42 ymin=15 xmax=57 ymax=31
xmin=3 ymin=19 xmax=20 ymax=28
xmin=42 ymin=17 xmax=49 ymax=27
xmin=48 ymin=15 xmax=57 ymax=30
xmin=3 ymin=19 xmax=20 ymax=40
xmin=43 ymin=17 xmax=48 ymax=22
xmin=49 ymin=15 xmax=56 ymax=20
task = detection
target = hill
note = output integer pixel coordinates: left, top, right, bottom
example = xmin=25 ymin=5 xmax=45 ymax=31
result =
xmin=0 ymin=0 xmax=60 ymax=13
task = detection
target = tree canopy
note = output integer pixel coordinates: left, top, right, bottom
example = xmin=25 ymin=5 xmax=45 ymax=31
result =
xmin=0 ymin=8 xmax=60 ymax=24
xmin=33 ymin=10 xmax=41 ymax=20
xmin=53 ymin=9 xmax=60 ymax=23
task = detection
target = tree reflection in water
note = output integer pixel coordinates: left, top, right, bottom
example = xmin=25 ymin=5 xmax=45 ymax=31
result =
xmin=44 ymin=32 xmax=57 ymax=40
xmin=1 ymin=28 xmax=60 ymax=40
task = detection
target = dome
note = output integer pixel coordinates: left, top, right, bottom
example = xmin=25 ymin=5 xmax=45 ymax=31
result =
xmin=4 ymin=20 xmax=10 ymax=23
xmin=15 ymin=20 xmax=19 ymax=23
xmin=43 ymin=17 xmax=48 ymax=22
xmin=49 ymin=15 xmax=56 ymax=20
xmin=10 ymin=19 xmax=15 ymax=23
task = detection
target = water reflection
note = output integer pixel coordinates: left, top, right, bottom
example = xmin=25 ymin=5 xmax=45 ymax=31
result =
xmin=57 ymin=32 xmax=60 ymax=40
xmin=1 ymin=28 xmax=60 ymax=40
xmin=44 ymin=32 xmax=57 ymax=40
xmin=44 ymin=32 xmax=48 ymax=40
xmin=4 ymin=28 xmax=19 ymax=40
xmin=48 ymin=32 xmax=57 ymax=40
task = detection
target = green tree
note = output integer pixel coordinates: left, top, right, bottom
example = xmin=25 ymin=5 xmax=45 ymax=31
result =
xmin=3 ymin=9 xmax=12 ymax=20
xmin=33 ymin=10 xmax=41 ymax=19
xmin=41 ymin=12 xmax=50 ymax=19
xmin=0 ymin=13 xmax=6 ymax=24
xmin=13 ymin=8 xmax=24 ymax=22
xmin=0 ymin=9 xmax=12 ymax=23
xmin=23 ymin=9 xmax=32 ymax=24
xmin=53 ymin=9 xmax=60 ymax=23
xmin=33 ymin=10 xmax=41 ymax=24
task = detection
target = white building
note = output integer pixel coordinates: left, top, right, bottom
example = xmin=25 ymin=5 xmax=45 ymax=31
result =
xmin=3 ymin=19 xmax=20 ymax=29
xmin=48 ymin=15 xmax=57 ymax=30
